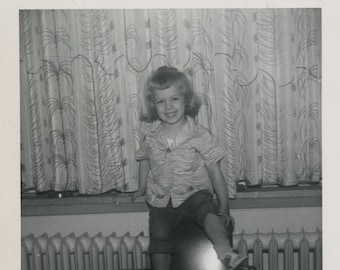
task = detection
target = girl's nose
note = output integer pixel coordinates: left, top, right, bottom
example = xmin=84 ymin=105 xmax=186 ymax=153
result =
xmin=165 ymin=100 xmax=172 ymax=109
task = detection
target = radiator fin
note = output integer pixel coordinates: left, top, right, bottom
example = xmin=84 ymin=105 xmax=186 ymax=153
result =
xmin=314 ymin=228 xmax=322 ymax=270
xmin=283 ymin=231 xmax=294 ymax=270
xmin=253 ymin=231 xmax=263 ymax=270
xmin=299 ymin=229 xmax=310 ymax=270
xmin=268 ymin=230 xmax=279 ymax=270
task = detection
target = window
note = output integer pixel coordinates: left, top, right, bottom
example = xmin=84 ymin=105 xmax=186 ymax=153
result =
xmin=20 ymin=9 xmax=322 ymax=206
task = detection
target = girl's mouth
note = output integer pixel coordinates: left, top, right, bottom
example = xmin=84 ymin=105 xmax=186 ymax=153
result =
xmin=164 ymin=112 xmax=177 ymax=118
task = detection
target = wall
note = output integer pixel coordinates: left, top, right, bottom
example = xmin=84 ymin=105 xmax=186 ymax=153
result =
xmin=21 ymin=206 xmax=321 ymax=237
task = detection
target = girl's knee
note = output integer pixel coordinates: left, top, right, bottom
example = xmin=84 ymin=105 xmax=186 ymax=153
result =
xmin=204 ymin=212 xmax=221 ymax=227
xmin=203 ymin=213 xmax=230 ymax=241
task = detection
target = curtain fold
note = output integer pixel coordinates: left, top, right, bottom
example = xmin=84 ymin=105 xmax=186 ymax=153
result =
xmin=20 ymin=9 xmax=321 ymax=198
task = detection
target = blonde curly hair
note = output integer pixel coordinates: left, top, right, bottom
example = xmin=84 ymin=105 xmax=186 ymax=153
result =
xmin=142 ymin=66 xmax=200 ymax=122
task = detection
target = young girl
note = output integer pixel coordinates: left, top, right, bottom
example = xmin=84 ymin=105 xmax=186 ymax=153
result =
xmin=132 ymin=66 xmax=248 ymax=270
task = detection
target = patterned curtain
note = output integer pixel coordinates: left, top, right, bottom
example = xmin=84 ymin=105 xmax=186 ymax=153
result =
xmin=20 ymin=9 xmax=321 ymax=198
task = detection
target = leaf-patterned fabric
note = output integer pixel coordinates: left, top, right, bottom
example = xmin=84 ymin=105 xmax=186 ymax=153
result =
xmin=20 ymin=9 xmax=321 ymax=197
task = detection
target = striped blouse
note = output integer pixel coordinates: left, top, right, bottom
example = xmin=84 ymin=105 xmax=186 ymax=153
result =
xmin=136 ymin=116 xmax=225 ymax=208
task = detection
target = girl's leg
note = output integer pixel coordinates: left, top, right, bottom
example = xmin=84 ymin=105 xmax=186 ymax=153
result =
xmin=203 ymin=213 xmax=248 ymax=269
xmin=149 ymin=202 xmax=177 ymax=270
xmin=151 ymin=253 xmax=172 ymax=270
xmin=181 ymin=191 xmax=247 ymax=268
xmin=203 ymin=213 xmax=232 ymax=255
xmin=182 ymin=191 xmax=234 ymax=257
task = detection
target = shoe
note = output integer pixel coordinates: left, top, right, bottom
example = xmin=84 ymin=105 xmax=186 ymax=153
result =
xmin=222 ymin=252 xmax=248 ymax=270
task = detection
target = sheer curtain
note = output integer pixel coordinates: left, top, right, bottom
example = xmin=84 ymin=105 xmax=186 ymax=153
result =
xmin=20 ymin=9 xmax=321 ymax=198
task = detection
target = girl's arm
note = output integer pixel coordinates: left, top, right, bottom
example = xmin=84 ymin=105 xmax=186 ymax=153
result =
xmin=206 ymin=162 xmax=230 ymax=215
xmin=131 ymin=159 xmax=150 ymax=201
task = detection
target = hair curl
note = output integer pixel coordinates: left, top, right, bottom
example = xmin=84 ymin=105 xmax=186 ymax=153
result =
xmin=141 ymin=66 xmax=201 ymax=122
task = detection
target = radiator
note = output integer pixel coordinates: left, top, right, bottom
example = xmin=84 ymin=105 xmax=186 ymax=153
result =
xmin=21 ymin=232 xmax=150 ymax=270
xmin=233 ymin=229 xmax=322 ymax=270
xmin=21 ymin=229 xmax=322 ymax=270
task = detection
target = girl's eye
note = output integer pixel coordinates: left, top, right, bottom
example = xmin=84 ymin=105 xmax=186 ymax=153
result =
xmin=172 ymin=97 xmax=179 ymax=101
xmin=156 ymin=100 xmax=164 ymax=104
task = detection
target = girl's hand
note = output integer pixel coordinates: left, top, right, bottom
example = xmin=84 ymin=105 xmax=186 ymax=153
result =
xmin=216 ymin=212 xmax=234 ymax=228
xmin=131 ymin=190 xmax=145 ymax=201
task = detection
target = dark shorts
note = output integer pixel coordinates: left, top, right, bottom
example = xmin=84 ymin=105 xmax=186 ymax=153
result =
xmin=148 ymin=190 xmax=218 ymax=254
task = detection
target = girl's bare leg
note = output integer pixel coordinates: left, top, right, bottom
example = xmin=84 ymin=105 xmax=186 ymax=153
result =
xmin=204 ymin=213 xmax=248 ymax=269
xmin=203 ymin=213 xmax=232 ymax=257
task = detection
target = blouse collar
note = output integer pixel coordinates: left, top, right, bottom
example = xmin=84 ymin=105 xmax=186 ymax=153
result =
xmin=150 ymin=116 xmax=198 ymax=149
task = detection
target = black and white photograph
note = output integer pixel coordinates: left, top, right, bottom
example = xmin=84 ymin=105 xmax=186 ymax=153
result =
xmin=1 ymin=1 xmax=339 ymax=269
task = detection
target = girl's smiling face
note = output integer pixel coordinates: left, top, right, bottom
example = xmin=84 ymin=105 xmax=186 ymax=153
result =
xmin=152 ymin=84 xmax=186 ymax=128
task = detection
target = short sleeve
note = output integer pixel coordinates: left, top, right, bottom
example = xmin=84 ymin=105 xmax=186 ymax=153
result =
xmin=195 ymin=128 xmax=225 ymax=167
xmin=136 ymin=135 xmax=149 ymax=161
